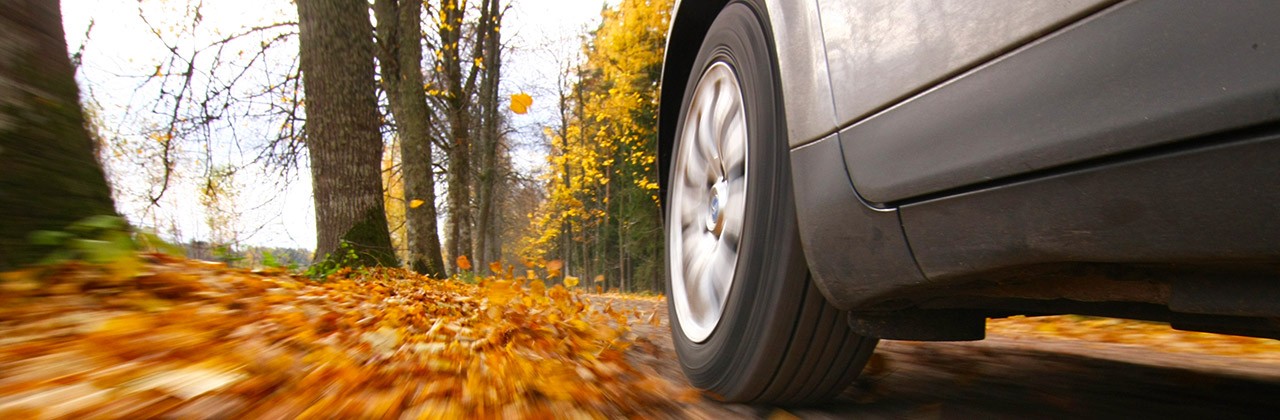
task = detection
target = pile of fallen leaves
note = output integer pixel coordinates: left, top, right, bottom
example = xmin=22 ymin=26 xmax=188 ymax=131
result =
xmin=987 ymin=315 xmax=1280 ymax=361
xmin=0 ymin=255 xmax=695 ymax=418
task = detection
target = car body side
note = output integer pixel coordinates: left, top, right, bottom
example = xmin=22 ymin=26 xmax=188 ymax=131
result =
xmin=659 ymin=0 xmax=1280 ymax=338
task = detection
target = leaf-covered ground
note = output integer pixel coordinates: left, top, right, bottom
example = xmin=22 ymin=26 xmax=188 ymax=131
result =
xmin=986 ymin=315 xmax=1280 ymax=362
xmin=0 ymin=255 xmax=695 ymax=419
xmin=4 ymin=255 xmax=1279 ymax=419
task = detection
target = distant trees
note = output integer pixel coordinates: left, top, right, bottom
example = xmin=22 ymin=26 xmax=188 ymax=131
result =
xmin=183 ymin=241 xmax=312 ymax=268
xmin=0 ymin=0 xmax=119 ymax=270
xmin=520 ymin=0 xmax=672 ymax=292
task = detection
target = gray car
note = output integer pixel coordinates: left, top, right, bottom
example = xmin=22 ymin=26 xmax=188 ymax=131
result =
xmin=658 ymin=0 xmax=1280 ymax=404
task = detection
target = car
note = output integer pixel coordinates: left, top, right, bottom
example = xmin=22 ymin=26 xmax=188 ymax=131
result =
xmin=657 ymin=0 xmax=1280 ymax=405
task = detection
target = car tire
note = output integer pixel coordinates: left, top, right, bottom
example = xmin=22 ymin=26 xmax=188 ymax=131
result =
xmin=664 ymin=1 xmax=878 ymax=405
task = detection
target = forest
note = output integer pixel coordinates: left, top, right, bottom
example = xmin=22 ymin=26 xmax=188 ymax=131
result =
xmin=0 ymin=0 xmax=703 ymax=416
xmin=1 ymin=0 xmax=674 ymax=293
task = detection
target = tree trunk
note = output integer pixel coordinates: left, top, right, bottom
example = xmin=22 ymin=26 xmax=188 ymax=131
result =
xmin=297 ymin=0 xmax=396 ymax=267
xmin=444 ymin=109 xmax=472 ymax=269
xmin=373 ymin=0 xmax=446 ymax=277
xmin=0 ymin=0 xmax=118 ymax=270
xmin=438 ymin=0 xmax=486 ymax=271
xmin=473 ymin=0 xmax=502 ymax=266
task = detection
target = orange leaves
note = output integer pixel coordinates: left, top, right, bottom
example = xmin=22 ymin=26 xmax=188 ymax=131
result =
xmin=544 ymin=259 xmax=563 ymax=277
xmin=987 ymin=315 xmax=1280 ymax=358
xmin=455 ymin=255 xmax=472 ymax=271
xmin=509 ymin=92 xmax=533 ymax=114
xmin=409 ymin=199 xmax=425 ymax=209
xmin=0 ymin=255 xmax=693 ymax=418
xmin=483 ymin=280 xmax=519 ymax=308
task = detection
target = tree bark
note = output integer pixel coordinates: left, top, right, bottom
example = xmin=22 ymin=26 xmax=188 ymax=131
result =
xmin=0 ymin=0 xmax=118 ymax=270
xmin=296 ymin=0 xmax=396 ymax=266
xmin=473 ymin=0 xmax=502 ymax=266
xmin=438 ymin=0 xmax=485 ymax=271
xmin=373 ymin=0 xmax=446 ymax=277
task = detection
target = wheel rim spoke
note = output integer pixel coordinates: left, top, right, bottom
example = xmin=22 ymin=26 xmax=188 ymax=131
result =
xmin=720 ymin=177 xmax=747 ymax=244
xmin=668 ymin=61 xmax=749 ymax=343
xmin=696 ymin=87 xmax=719 ymax=165
xmin=721 ymin=113 xmax=747 ymax=179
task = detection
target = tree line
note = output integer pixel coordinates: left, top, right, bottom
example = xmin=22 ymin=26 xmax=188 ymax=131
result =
xmin=517 ymin=0 xmax=673 ymax=293
xmin=1 ymin=0 xmax=673 ymax=291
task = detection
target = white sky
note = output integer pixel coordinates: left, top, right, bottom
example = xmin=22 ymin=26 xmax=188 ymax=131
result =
xmin=61 ymin=0 xmax=611 ymax=251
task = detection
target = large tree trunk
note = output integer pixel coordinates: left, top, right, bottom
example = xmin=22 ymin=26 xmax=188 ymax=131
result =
xmin=373 ymin=0 xmax=446 ymax=277
xmin=0 ymin=0 xmax=118 ymax=270
xmin=296 ymin=0 xmax=396 ymax=267
xmin=473 ymin=0 xmax=502 ymax=266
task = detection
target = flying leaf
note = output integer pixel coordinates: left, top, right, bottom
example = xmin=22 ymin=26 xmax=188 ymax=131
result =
xmin=545 ymin=259 xmax=563 ymax=278
xmin=510 ymin=93 xmax=533 ymax=114
xmin=456 ymin=255 xmax=472 ymax=271
xmin=409 ymin=199 xmax=425 ymax=209
xmin=564 ymin=276 xmax=579 ymax=288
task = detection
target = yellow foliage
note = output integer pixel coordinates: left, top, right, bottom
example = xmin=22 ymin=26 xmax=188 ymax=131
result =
xmin=382 ymin=139 xmax=409 ymax=262
xmin=516 ymin=0 xmax=674 ymax=289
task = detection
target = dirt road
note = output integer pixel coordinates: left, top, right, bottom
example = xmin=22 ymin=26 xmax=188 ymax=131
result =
xmin=607 ymin=296 xmax=1280 ymax=419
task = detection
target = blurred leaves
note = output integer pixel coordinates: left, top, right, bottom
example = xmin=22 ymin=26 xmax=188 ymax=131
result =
xmin=25 ymin=216 xmax=183 ymax=278
xmin=0 ymin=254 xmax=695 ymax=418
xmin=988 ymin=315 xmax=1280 ymax=359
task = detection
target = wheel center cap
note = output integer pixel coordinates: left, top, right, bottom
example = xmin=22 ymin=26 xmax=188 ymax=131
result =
xmin=707 ymin=179 xmax=728 ymax=234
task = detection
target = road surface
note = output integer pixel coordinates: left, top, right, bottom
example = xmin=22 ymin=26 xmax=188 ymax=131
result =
xmin=605 ymin=296 xmax=1280 ymax=419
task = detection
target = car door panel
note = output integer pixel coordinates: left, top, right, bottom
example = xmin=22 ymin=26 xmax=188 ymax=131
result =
xmin=818 ymin=0 xmax=1111 ymax=128
xmin=836 ymin=0 xmax=1280 ymax=203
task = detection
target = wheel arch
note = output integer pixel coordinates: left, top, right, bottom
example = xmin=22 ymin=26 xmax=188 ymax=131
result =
xmin=658 ymin=0 xmax=736 ymax=220
xmin=658 ymin=0 xmax=836 ymax=215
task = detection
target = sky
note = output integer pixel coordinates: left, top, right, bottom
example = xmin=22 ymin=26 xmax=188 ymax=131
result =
xmin=60 ymin=0 xmax=612 ymax=251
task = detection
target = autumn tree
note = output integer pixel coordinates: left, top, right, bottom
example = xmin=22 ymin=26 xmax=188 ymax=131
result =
xmin=435 ymin=0 xmax=477 ymax=269
xmin=520 ymin=0 xmax=671 ymax=292
xmin=382 ymin=137 xmax=409 ymax=262
xmin=128 ymin=1 xmax=301 ymax=208
xmin=374 ymin=0 xmax=446 ymax=276
xmin=198 ymin=165 xmax=242 ymax=249
xmin=472 ymin=0 xmax=505 ymax=266
xmin=428 ymin=0 xmax=507 ymax=272
xmin=0 ymin=0 xmax=119 ymax=270
xmin=296 ymin=0 xmax=396 ymax=266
